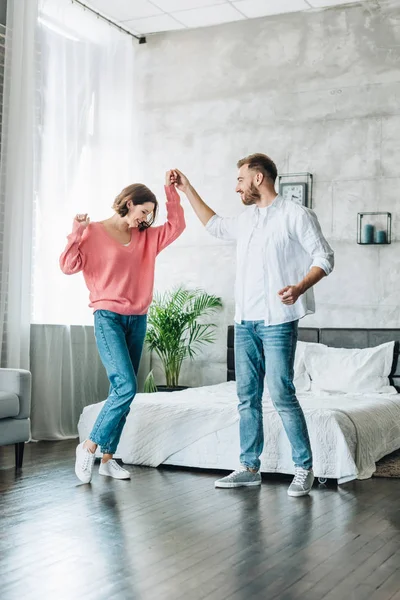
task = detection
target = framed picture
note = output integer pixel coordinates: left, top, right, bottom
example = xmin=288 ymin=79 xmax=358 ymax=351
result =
xmin=279 ymin=182 xmax=308 ymax=207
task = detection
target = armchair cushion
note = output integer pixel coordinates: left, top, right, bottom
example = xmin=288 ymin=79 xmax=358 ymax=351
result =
xmin=0 ymin=391 xmax=19 ymax=419
xmin=0 ymin=369 xmax=31 ymax=419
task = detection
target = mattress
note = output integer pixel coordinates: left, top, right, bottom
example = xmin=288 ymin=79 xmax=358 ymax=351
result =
xmin=78 ymin=381 xmax=400 ymax=484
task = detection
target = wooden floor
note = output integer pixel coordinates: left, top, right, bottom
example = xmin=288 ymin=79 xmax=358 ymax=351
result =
xmin=1 ymin=442 xmax=400 ymax=600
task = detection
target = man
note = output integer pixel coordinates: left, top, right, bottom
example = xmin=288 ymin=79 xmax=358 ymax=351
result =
xmin=171 ymin=154 xmax=334 ymax=497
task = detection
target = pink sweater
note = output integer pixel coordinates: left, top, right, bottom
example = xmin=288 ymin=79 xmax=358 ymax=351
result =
xmin=59 ymin=185 xmax=185 ymax=315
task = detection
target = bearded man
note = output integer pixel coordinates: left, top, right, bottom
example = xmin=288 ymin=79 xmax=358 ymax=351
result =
xmin=172 ymin=154 xmax=334 ymax=497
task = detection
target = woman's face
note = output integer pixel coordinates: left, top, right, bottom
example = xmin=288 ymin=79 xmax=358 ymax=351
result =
xmin=126 ymin=201 xmax=155 ymax=228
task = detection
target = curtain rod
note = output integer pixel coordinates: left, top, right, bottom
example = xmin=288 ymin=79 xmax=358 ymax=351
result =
xmin=71 ymin=0 xmax=147 ymax=44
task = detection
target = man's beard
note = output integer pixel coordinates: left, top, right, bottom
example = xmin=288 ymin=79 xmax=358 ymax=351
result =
xmin=241 ymin=183 xmax=261 ymax=206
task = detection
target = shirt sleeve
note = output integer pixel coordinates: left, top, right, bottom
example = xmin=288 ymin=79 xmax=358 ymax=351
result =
xmin=155 ymin=185 xmax=186 ymax=254
xmin=59 ymin=221 xmax=87 ymax=275
xmin=295 ymin=208 xmax=334 ymax=275
xmin=205 ymin=214 xmax=239 ymax=241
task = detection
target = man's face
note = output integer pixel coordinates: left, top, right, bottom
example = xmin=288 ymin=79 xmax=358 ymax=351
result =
xmin=235 ymin=164 xmax=261 ymax=206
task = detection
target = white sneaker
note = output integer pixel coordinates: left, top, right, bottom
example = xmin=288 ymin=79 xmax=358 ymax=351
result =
xmin=99 ymin=459 xmax=130 ymax=480
xmin=75 ymin=441 xmax=96 ymax=484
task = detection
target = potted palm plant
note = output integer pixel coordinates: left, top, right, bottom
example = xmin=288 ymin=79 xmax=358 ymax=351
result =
xmin=144 ymin=287 xmax=223 ymax=392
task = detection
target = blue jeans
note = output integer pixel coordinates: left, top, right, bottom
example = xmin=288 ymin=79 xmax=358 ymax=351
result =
xmin=235 ymin=320 xmax=312 ymax=471
xmin=89 ymin=310 xmax=147 ymax=455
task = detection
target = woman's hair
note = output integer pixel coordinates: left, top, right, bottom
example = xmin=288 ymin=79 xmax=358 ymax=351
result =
xmin=112 ymin=183 xmax=158 ymax=231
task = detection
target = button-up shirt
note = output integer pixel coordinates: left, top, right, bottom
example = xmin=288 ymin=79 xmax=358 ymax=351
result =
xmin=205 ymin=195 xmax=334 ymax=326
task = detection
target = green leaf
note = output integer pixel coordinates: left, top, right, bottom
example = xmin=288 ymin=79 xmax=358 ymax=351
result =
xmin=143 ymin=370 xmax=158 ymax=393
xmin=145 ymin=286 xmax=223 ymax=387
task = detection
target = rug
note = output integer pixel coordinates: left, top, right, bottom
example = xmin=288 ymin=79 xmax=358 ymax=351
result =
xmin=373 ymin=449 xmax=400 ymax=478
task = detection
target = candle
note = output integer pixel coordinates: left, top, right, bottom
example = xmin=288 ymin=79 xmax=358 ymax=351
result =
xmin=362 ymin=224 xmax=374 ymax=244
xmin=376 ymin=230 xmax=387 ymax=244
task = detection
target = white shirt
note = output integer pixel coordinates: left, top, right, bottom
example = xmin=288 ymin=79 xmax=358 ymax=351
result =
xmin=242 ymin=205 xmax=268 ymax=320
xmin=205 ymin=195 xmax=334 ymax=326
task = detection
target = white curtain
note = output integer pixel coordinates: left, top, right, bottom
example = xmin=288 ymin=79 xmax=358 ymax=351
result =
xmin=34 ymin=0 xmax=140 ymax=325
xmin=0 ymin=0 xmax=38 ymax=369
xmin=30 ymin=0 xmax=143 ymax=439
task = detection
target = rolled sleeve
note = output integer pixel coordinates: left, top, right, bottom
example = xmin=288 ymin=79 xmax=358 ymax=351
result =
xmin=297 ymin=209 xmax=334 ymax=276
xmin=311 ymin=253 xmax=334 ymax=276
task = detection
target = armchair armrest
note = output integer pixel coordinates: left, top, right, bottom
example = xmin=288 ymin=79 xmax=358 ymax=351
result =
xmin=0 ymin=368 xmax=31 ymax=419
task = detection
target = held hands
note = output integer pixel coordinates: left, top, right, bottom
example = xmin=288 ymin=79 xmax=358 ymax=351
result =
xmin=166 ymin=169 xmax=191 ymax=193
xmin=278 ymin=284 xmax=302 ymax=305
xmin=165 ymin=170 xmax=175 ymax=186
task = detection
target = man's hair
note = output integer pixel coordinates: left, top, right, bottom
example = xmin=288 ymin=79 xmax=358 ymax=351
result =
xmin=237 ymin=153 xmax=278 ymax=184
xmin=112 ymin=183 xmax=158 ymax=231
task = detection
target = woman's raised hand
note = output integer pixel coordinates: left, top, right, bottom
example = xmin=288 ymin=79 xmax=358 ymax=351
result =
xmin=165 ymin=170 xmax=175 ymax=186
xmin=74 ymin=213 xmax=90 ymax=228
xmin=171 ymin=169 xmax=190 ymax=193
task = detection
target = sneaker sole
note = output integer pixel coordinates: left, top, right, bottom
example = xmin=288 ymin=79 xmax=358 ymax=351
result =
xmin=75 ymin=470 xmax=92 ymax=484
xmin=215 ymin=480 xmax=261 ymax=488
xmin=99 ymin=471 xmax=130 ymax=480
xmin=287 ymin=488 xmax=312 ymax=497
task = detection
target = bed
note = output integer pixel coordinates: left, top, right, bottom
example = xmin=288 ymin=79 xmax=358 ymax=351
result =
xmin=78 ymin=327 xmax=400 ymax=484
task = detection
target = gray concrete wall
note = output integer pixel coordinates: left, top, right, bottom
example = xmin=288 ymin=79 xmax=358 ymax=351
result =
xmin=134 ymin=0 xmax=400 ymax=387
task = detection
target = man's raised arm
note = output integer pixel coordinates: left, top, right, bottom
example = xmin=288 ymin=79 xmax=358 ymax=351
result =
xmin=172 ymin=169 xmax=215 ymax=226
xmin=172 ymin=169 xmax=239 ymax=241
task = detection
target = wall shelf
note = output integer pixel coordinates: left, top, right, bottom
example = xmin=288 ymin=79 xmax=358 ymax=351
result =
xmin=357 ymin=212 xmax=392 ymax=245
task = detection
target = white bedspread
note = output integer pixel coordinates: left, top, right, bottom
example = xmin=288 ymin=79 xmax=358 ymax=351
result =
xmin=78 ymin=383 xmax=238 ymax=466
xmin=78 ymin=381 xmax=400 ymax=484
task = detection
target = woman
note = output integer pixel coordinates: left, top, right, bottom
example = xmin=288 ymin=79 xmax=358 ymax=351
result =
xmin=60 ymin=171 xmax=185 ymax=483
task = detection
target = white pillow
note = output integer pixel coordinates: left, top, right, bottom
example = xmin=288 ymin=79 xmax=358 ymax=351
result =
xmin=294 ymin=341 xmax=325 ymax=392
xmin=304 ymin=341 xmax=395 ymax=393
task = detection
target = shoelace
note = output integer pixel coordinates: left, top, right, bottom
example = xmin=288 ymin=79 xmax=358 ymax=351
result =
xmin=82 ymin=450 xmax=95 ymax=472
xmin=226 ymin=468 xmax=250 ymax=480
xmin=108 ymin=460 xmax=124 ymax=471
xmin=292 ymin=468 xmax=309 ymax=487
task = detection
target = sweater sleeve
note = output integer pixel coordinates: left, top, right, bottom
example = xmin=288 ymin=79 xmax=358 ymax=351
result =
xmin=59 ymin=221 xmax=87 ymax=275
xmin=155 ymin=185 xmax=186 ymax=254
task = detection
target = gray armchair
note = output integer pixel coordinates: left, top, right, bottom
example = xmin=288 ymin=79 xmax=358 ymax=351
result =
xmin=0 ymin=369 xmax=31 ymax=468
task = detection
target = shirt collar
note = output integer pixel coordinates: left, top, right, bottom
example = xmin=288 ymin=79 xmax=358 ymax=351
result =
xmin=250 ymin=194 xmax=283 ymax=211
xmin=250 ymin=194 xmax=283 ymax=225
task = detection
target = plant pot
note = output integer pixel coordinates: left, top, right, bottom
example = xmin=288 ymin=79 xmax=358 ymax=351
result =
xmin=156 ymin=385 xmax=190 ymax=393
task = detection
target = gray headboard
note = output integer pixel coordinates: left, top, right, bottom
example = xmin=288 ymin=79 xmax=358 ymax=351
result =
xmin=227 ymin=326 xmax=400 ymax=391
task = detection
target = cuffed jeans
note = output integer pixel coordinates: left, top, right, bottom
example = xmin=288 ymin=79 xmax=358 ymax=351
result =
xmin=89 ymin=310 xmax=147 ymax=455
xmin=235 ymin=319 xmax=312 ymax=471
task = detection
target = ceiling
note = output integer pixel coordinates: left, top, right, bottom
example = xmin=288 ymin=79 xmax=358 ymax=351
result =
xmin=82 ymin=0 xmax=370 ymax=36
